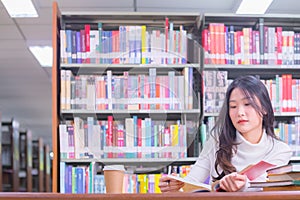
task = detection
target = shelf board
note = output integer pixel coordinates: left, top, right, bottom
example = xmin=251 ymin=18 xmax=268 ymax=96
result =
xmin=62 ymin=12 xmax=201 ymax=29
xmin=62 ymin=109 xmax=201 ymax=114
xmin=61 ymin=63 xmax=200 ymax=68
xmin=204 ymin=112 xmax=300 ymax=117
xmin=61 ymin=63 xmax=200 ymax=75
xmin=202 ymin=13 xmax=300 ymax=30
xmin=61 ymin=157 xmax=198 ymax=164
xmin=204 ymin=64 xmax=300 ymax=70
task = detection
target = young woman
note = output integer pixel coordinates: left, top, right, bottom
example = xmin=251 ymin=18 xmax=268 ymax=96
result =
xmin=159 ymin=75 xmax=292 ymax=192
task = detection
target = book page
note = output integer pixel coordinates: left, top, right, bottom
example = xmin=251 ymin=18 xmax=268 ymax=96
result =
xmin=166 ymin=175 xmax=212 ymax=192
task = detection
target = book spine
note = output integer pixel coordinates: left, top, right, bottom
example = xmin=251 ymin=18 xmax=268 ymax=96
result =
xmin=85 ymin=24 xmax=91 ymax=63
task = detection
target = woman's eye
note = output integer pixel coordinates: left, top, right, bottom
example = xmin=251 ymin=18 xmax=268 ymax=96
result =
xmin=229 ymin=105 xmax=236 ymax=109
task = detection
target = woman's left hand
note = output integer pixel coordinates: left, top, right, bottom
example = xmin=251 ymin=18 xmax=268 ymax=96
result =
xmin=219 ymin=172 xmax=247 ymax=192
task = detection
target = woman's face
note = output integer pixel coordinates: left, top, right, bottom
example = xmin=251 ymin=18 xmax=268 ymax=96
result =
xmin=228 ymin=88 xmax=263 ymax=143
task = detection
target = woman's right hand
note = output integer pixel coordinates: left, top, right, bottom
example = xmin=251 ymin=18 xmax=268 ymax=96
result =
xmin=158 ymin=175 xmax=185 ymax=193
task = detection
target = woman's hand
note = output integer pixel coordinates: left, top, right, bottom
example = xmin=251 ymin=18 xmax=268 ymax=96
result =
xmin=219 ymin=172 xmax=247 ymax=192
xmin=158 ymin=174 xmax=185 ymax=193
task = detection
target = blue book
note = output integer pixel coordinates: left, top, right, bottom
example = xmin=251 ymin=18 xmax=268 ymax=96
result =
xmin=66 ymin=165 xmax=72 ymax=193
xmin=76 ymin=31 xmax=82 ymax=63
xmin=76 ymin=167 xmax=84 ymax=194
xmin=66 ymin=30 xmax=72 ymax=64
xmin=71 ymin=30 xmax=77 ymax=63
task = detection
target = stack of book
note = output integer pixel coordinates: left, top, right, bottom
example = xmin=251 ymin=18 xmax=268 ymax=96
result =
xmin=249 ymin=162 xmax=300 ymax=191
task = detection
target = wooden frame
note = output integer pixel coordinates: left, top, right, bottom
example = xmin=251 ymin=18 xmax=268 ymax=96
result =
xmin=52 ymin=1 xmax=61 ymax=192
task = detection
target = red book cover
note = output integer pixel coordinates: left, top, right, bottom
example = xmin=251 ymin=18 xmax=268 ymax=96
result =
xmin=155 ymin=76 xmax=160 ymax=109
xmin=292 ymin=79 xmax=297 ymax=112
xmin=240 ymin=160 xmax=276 ymax=181
xmin=85 ymin=24 xmax=91 ymax=63
xmin=287 ymin=74 xmax=292 ymax=112
xmin=219 ymin=23 xmax=225 ymax=64
xmin=202 ymin=29 xmax=209 ymax=64
xmin=209 ymin=23 xmax=216 ymax=64
xmin=282 ymin=74 xmax=288 ymax=112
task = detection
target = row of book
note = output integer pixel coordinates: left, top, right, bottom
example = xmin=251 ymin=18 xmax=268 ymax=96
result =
xmin=250 ymin=162 xmax=300 ymax=191
xmin=204 ymin=72 xmax=300 ymax=113
xmin=60 ymin=68 xmax=195 ymax=111
xmin=59 ymin=116 xmax=189 ymax=160
xmin=202 ymin=116 xmax=300 ymax=156
xmin=60 ymin=23 xmax=188 ymax=65
xmin=60 ymin=162 xmax=191 ymax=194
xmin=202 ymin=21 xmax=300 ymax=65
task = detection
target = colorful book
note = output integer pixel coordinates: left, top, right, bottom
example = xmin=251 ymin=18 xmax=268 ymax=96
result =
xmin=267 ymin=163 xmax=300 ymax=174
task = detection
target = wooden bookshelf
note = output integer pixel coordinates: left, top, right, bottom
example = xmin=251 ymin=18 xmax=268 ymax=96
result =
xmin=32 ymin=138 xmax=44 ymax=192
xmin=19 ymin=130 xmax=33 ymax=192
xmin=200 ymin=13 xmax=300 ymax=158
xmin=1 ymin=119 xmax=20 ymax=192
xmin=44 ymin=144 xmax=51 ymax=192
xmin=52 ymin=1 xmax=202 ymax=193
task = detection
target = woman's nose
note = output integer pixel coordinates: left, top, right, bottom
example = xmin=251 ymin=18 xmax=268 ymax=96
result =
xmin=237 ymin=106 xmax=245 ymax=117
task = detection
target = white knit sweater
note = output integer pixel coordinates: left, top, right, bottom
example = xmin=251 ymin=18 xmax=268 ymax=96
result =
xmin=185 ymin=130 xmax=292 ymax=191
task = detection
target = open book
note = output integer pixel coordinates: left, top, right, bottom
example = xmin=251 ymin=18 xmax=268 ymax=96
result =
xmin=166 ymin=175 xmax=212 ymax=192
xmin=166 ymin=160 xmax=275 ymax=192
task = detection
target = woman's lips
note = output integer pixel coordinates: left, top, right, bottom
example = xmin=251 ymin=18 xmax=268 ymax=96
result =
xmin=238 ymin=120 xmax=248 ymax=123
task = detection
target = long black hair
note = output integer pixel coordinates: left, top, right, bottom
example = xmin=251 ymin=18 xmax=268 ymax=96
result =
xmin=211 ymin=75 xmax=277 ymax=180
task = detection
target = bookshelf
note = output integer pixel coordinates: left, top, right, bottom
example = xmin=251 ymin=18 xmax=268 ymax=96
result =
xmin=52 ymin=1 xmax=202 ymax=193
xmin=200 ymin=13 xmax=300 ymax=159
xmin=32 ymin=138 xmax=44 ymax=192
xmin=19 ymin=130 xmax=33 ymax=192
xmin=1 ymin=119 xmax=20 ymax=192
xmin=44 ymin=144 xmax=51 ymax=192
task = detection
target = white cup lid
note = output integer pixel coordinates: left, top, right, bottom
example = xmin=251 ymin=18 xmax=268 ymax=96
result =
xmin=103 ymin=165 xmax=125 ymax=171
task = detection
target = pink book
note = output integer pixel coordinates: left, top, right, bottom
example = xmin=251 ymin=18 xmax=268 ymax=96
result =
xmin=240 ymin=160 xmax=276 ymax=181
xmin=107 ymin=115 xmax=113 ymax=158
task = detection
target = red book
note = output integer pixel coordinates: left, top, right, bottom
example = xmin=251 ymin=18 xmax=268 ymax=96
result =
xmin=107 ymin=115 xmax=113 ymax=158
xmin=85 ymin=24 xmax=91 ymax=63
xmin=282 ymin=74 xmax=288 ymax=112
xmin=209 ymin=23 xmax=216 ymax=64
xmin=240 ymin=160 xmax=276 ymax=181
xmin=287 ymin=74 xmax=292 ymax=112
xmin=137 ymin=118 xmax=142 ymax=158
xmin=202 ymin=29 xmax=209 ymax=64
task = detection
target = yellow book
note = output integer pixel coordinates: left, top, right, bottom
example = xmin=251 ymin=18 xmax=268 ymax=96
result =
xmin=154 ymin=174 xmax=162 ymax=193
xmin=141 ymin=25 xmax=147 ymax=64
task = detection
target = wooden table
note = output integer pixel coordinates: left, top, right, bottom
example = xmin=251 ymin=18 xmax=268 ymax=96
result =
xmin=0 ymin=192 xmax=299 ymax=200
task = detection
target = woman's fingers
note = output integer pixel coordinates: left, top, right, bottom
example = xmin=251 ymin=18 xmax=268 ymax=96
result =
xmin=220 ymin=173 xmax=247 ymax=192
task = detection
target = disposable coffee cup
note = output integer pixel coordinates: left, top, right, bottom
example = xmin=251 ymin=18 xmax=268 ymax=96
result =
xmin=103 ymin=165 xmax=125 ymax=193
